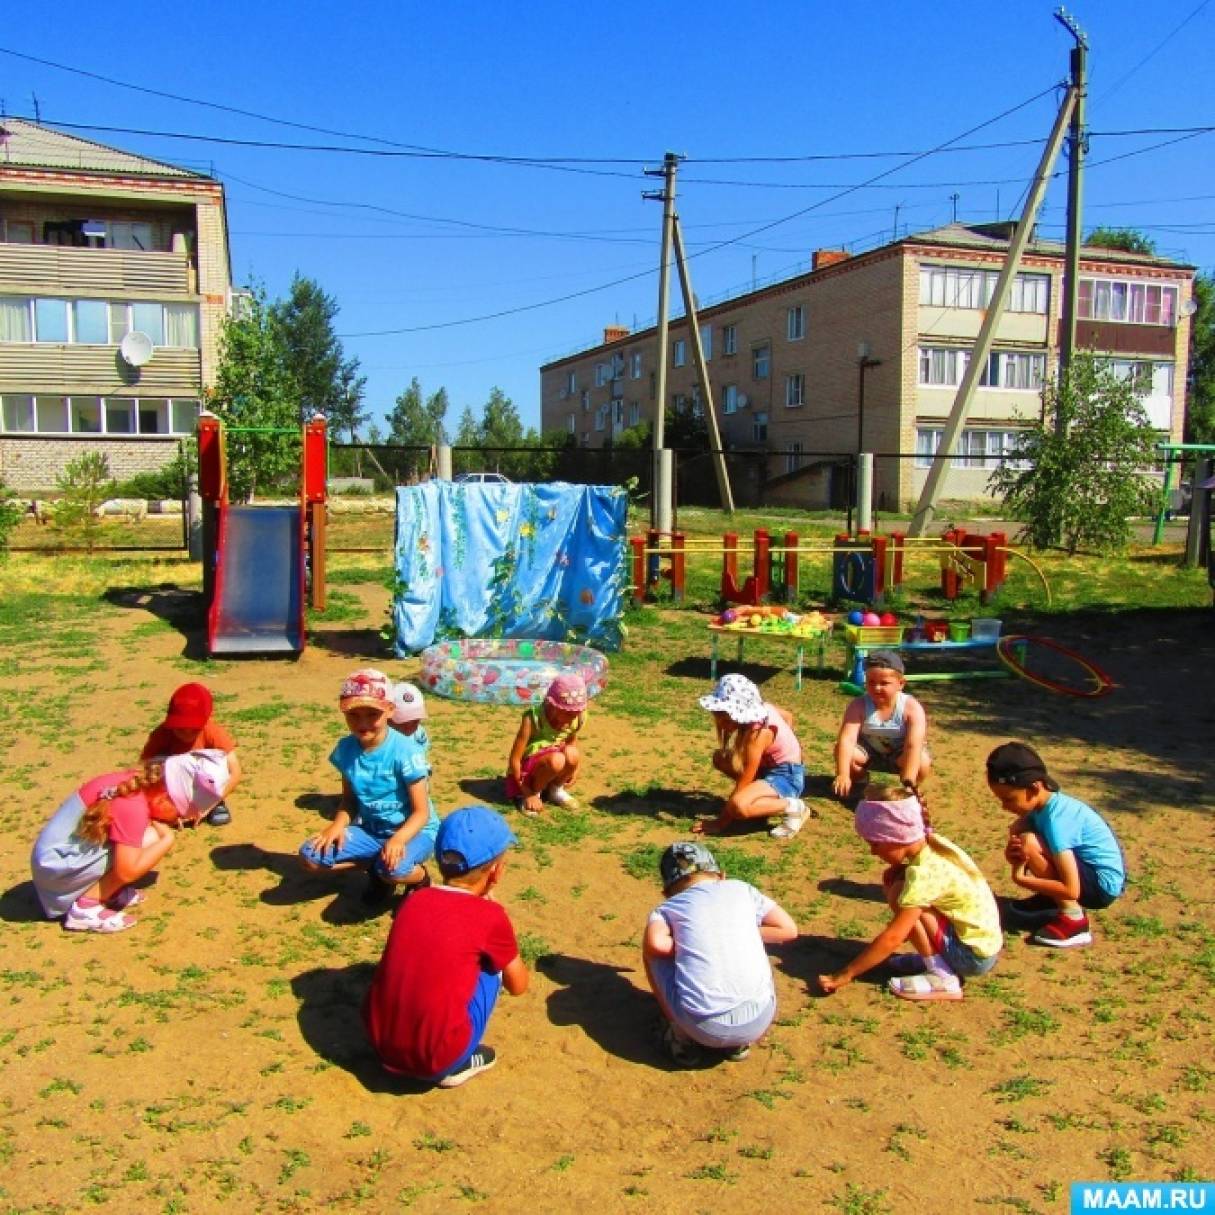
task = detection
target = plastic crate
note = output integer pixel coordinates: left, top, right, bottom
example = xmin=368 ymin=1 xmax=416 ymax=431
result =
xmin=844 ymin=624 xmax=904 ymax=645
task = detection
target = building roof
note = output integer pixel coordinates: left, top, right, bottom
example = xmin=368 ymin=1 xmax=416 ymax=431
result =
xmin=0 ymin=118 xmax=212 ymax=181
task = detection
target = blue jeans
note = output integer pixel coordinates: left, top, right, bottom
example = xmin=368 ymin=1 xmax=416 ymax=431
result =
xmin=759 ymin=762 xmax=805 ymax=800
xmin=430 ymin=970 xmax=502 ymax=1081
xmin=935 ymin=921 xmax=1000 ymax=977
xmin=299 ymin=823 xmax=434 ymax=880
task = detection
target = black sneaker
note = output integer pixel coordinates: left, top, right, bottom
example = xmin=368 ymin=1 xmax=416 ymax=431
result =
xmin=1000 ymin=893 xmax=1057 ymax=930
xmin=438 ymin=1046 xmax=497 ymax=1088
xmin=207 ymin=802 xmax=232 ymax=827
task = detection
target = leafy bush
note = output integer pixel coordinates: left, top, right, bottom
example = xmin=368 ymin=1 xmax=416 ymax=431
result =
xmin=0 ymin=477 xmax=24 ymax=559
xmin=52 ymin=453 xmax=116 ymax=550
xmin=111 ymin=445 xmax=194 ymax=502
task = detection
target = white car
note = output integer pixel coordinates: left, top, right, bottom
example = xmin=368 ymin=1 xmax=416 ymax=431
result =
xmin=454 ymin=471 xmax=511 ymax=484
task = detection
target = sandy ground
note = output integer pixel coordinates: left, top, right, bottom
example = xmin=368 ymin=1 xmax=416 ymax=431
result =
xmin=1 ymin=575 xmax=1212 ymax=1215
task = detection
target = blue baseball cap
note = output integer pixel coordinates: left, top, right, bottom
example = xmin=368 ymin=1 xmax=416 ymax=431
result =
xmin=436 ymin=805 xmax=518 ymax=875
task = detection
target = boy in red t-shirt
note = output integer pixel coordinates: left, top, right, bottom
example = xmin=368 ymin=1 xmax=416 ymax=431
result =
xmin=363 ymin=805 xmax=529 ymax=1088
xmin=142 ymin=683 xmax=241 ymax=826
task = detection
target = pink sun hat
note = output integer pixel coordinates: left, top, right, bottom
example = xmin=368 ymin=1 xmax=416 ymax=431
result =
xmin=546 ymin=673 xmax=588 ymax=713
xmin=854 ymin=793 xmax=926 ymax=846
xmin=163 ymin=749 xmax=229 ymax=819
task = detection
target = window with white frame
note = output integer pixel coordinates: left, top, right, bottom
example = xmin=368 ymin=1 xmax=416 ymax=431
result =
xmin=722 ymin=324 xmax=737 ymax=356
xmin=673 ymin=339 xmax=687 ymax=367
xmin=752 ymin=411 xmax=768 ymax=442
xmin=595 ymin=404 xmax=607 ymax=431
xmin=581 ymin=389 xmax=590 ymax=411
xmin=918 ymin=346 xmax=1045 ymax=390
xmin=915 ymin=426 xmax=1032 ymax=469
xmin=565 ymin=371 xmax=577 ymax=395
xmin=785 ymin=373 xmax=805 ymax=408
xmin=1106 ymin=359 xmax=1174 ymax=399
xmin=0 ymin=392 xmax=199 ymax=436
xmin=919 ymin=266 xmax=1049 ymax=314
xmin=723 ymin=384 xmax=739 ymax=415
xmin=700 ymin=323 xmax=713 ymax=361
xmin=611 ymin=352 xmax=625 ymax=379
xmin=567 ymin=413 xmax=576 ymax=434
xmin=752 ymin=343 xmax=770 ymax=379
xmin=785 ymin=441 xmax=803 ymax=474
xmin=1079 ymin=277 xmax=1178 ymax=326
xmin=0 ymin=296 xmax=200 ymax=348
xmin=628 ymin=400 xmax=640 ymax=426
xmin=594 ymin=362 xmax=610 ymax=387
xmin=787 ymin=305 xmax=805 ymax=341
xmin=630 ymin=351 xmax=642 ymax=379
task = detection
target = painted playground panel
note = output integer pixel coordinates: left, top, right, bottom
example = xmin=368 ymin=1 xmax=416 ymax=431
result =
xmin=210 ymin=506 xmax=303 ymax=655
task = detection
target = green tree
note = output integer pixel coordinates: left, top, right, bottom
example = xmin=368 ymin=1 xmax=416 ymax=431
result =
xmin=271 ymin=274 xmax=365 ymax=431
xmin=988 ymin=353 xmax=1160 ymax=554
xmin=387 ymin=379 xmax=449 ymax=447
xmin=1085 ymin=227 xmax=1158 ymax=255
xmin=51 ymin=453 xmax=116 ymax=551
xmin=0 ymin=477 xmax=24 ymax=559
xmin=207 ymin=286 xmax=299 ymax=501
xmin=480 ymin=387 xmax=526 ymax=476
xmin=1187 ymin=271 xmax=1215 ymax=443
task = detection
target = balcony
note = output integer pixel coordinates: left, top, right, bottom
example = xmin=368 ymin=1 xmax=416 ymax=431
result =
xmin=0 ymin=244 xmax=194 ymax=297
xmin=0 ymin=344 xmax=201 ymax=394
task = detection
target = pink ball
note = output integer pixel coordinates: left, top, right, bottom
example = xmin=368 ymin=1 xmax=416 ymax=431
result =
xmin=861 ymin=611 xmax=881 ymax=626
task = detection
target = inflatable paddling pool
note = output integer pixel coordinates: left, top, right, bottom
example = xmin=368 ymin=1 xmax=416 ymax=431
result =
xmin=419 ymin=638 xmax=609 ymax=705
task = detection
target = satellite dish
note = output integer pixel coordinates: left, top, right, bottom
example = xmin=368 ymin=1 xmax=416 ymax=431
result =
xmin=1180 ymin=298 xmax=1199 ymax=318
xmin=119 ymin=330 xmax=154 ymax=367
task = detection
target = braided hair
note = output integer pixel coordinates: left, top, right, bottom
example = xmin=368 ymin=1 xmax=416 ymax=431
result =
xmin=75 ymin=762 xmax=166 ymax=846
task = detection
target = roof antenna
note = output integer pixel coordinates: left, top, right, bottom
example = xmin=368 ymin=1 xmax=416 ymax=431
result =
xmin=31 ymin=92 xmax=41 ymax=122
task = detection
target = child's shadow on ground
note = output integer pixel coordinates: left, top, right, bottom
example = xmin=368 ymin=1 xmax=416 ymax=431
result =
xmin=817 ymin=876 xmax=885 ymax=903
xmin=290 ymin=963 xmax=431 ymax=1094
xmin=210 ymin=843 xmax=390 ymax=925
xmin=777 ymin=932 xmax=889 ymax=995
xmin=540 ymin=953 xmax=671 ymax=1069
xmin=0 ymin=881 xmax=47 ymax=923
xmin=456 ymin=776 xmax=508 ymax=806
xmin=591 ymin=787 xmax=721 ymax=824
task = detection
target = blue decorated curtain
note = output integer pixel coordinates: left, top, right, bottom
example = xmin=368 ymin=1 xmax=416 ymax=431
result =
xmin=393 ymin=481 xmax=628 ymax=654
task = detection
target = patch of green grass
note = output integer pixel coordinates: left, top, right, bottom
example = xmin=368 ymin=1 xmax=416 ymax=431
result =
xmin=830 ymin=1182 xmax=891 ymax=1215
xmin=990 ymin=1075 xmax=1051 ymax=1103
xmin=517 ymin=932 xmax=551 ymax=966
xmin=995 ymin=1006 xmax=1061 ymax=1042
xmin=1101 ymin=1146 xmax=1134 ymax=1181
xmin=414 ymin=1131 xmax=456 ymax=1153
xmin=685 ymin=1162 xmax=736 ymax=1183
xmin=227 ymin=699 xmax=294 ymax=725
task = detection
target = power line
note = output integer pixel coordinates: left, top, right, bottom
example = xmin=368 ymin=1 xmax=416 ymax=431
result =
xmin=1092 ymin=0 xmax=1214 ymax=107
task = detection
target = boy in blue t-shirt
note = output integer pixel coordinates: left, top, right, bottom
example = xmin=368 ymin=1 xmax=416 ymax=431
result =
xmin=986 ymin=741 xmax=1126 ymax=949
xmin=300 ymin=668 xmax=439 ymax=908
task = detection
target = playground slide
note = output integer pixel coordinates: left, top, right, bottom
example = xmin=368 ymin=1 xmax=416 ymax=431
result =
xmin=208 ymin=505 xmax=305 ymax=655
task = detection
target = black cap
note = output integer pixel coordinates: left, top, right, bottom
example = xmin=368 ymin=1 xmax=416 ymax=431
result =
xmin=866 ymin=649 xmax=904 ymax=675
xmin=986 ymin=742 xmax=1060 ymax=791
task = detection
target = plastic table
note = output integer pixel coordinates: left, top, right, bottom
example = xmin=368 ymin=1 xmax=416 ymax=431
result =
xmin=708 ymin=624 xmax=832 ymax=691
xmin=840 ymin=635 xmax=1012 ymax=694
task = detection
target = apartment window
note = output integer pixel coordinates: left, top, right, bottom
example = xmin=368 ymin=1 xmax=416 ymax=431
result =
xmin=1106 ymin=359 xmax=1174 ymax=402
xmin=581 ymin=389 xmax=590 ymax=411
xmin=752 ymin=343 xmax=770 ymax=380
xmin=630 ymin=351 xmax=642 ymax=379
xmin=700 ymin=323 xmax=713 ymax=361
xmin=673 ymin=339 xmax=687 ymax=368
xmin=74 ymin=398 xmax=102 ymax=433
xmin=567 ymin=413 xmax=576 ymax=434
xmin=105 ymin=399 xmax=135 ymax=434
xmin=107 ymin=221 xmax=155 ymax=251
xmin=613 ymin=399 xmax=624 ymax=426
xmin=919 ymin=266 xmax=1049 ymax=314
xmin=787 ymin=305 xmax=805 ymax=341
xmin=690 ymin=387 xmax=704 ymax=420
xmin=723 ymin=384 xmax=739 ymax=415
xmin=722 ymin=324 xmax=737 ymax=356
xmin=1 ymin=395 xmax=34 ymax=431
xmin=0 ymin=394 xmax=199 ymax=435
xmin=171 ymin=400 xmax=199 ymax=433
xmin=565 ymin=371 xmax=577 ymax=395
xmin=919 ymin=347 xmax=969 ymax=386
xmin=611 ymin=352 xmax=625 ymax=379
xmin=594 ymin=405 xmax=607 ymax=431
xmin=918 ymin=346 xmax=1045 ymax=390
xmin=2 ymin=220 xmax=34 ymax=243
xmin=785 ymin=441 xmax=803 ymax=474
xmin=137 ymin=398 xmax=172 ymax=434
xmin=785 ymin=373 xmax=805 ymax=408
xmin=997 ymin=352 xmax=1044 ymax=391
xmin=752 ymin=411 xmax=768 ymax=442
xmin=72 ymin=300 xmax=108 ymax=344
xmin=1079 ymin=277 xmax=1178 ymax=326
xmin=594 ymin=362 xmax=610 ymax=387
xmin=628 ymin=401 xmax=640 ymax=426
xmin=0 ymin=297 xmax=32 ymax=342
xmin=34 ymin=299 xmax=69 ymax=343
xmin=915 ymin=427 xmax=1031 ymax=469
xmin=35 ymin=395 xmax=69 ymax=432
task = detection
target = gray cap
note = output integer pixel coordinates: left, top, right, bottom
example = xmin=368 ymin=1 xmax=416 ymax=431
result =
xmin=659 ymin=841 xmax=721 ymax=889
xmin=866 ymin=649 xmax=904 ymax=674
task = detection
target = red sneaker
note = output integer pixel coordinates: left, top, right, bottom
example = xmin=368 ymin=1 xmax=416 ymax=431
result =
xmin=1032 ymin=913 xmax=1092 ymax=949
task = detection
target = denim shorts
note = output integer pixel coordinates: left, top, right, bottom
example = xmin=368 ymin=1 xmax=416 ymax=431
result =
xmin=1076 ymin=857 xmax=1120 ymax=910
xmin=758 ymin=762 xmax=805 ymax=800
xmin=931 ymin=919 xmax=1000 ymax=977
xmin=299 ymin=823 xmax=435 ymax=880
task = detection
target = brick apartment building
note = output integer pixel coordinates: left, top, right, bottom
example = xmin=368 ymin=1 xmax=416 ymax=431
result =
xmin=539 ymin=223 xmax=1194 ymax=509
xmin=0 ymin=119 xmax=233 ymax=492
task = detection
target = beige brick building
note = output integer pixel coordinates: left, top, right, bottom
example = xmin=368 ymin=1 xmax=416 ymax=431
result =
xmin=0 ymin=119 xmax=233 ymax=492
xmin=540 ymin=224 xmax=1194 ymax=509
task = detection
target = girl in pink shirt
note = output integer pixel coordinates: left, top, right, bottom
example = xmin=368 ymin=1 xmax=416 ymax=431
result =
xmin=695 ymin=674 xmax=809 ymax=839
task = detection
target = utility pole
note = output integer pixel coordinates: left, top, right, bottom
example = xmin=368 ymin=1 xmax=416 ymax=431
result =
xmin=643 ymin=152 xmax=680 ymax=533
xmin=892 ymin=203 xmax=902 ymax=242
xmin=950 ymin=193 xmax=960 ymax=224
xmin=1056 ymin=6 xmax=1088 ymax=410
xmin=672 ymin=216 xmax=735 ymax=513
xmin=910 ymin=82 xmax=1079 ymax=537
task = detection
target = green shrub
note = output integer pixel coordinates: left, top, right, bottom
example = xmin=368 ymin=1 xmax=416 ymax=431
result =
xmin=0 ymin=478 xmax=24 ymax=559
xmin=52 ymin=453 xmax=117 ymax=550
xmin=111 ymin=444 xmax=195 ymax=502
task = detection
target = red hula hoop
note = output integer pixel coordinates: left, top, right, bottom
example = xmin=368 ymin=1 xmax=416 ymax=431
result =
xmin=995 ymin=634 xmax=1116 ymax=699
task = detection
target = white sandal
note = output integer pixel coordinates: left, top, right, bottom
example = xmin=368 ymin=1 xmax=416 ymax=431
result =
xmin=770 ymin=797 xmax=809 ymax=839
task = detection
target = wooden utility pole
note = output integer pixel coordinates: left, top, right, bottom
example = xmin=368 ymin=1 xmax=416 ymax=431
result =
xmin=1056 ymin=6 xmax=1088 ymax=409
xmin=671 ymin=216 xmax=734 ymax=513
xmin=643 ymin=153 xmax=680 ymax=532
xmin=909 ymin=84 xmax=1079 ymax=537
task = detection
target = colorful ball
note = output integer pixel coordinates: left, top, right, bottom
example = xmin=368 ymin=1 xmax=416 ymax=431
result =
xmin=879 ymin=612 xmax=898 ymax=626
xmin=862 ymin=611 xmax=881 ymax=626
xmin=722 ymin=609 xmax=737 ymax=624
xmin=847 ymin=609 xmax=865 ymax=625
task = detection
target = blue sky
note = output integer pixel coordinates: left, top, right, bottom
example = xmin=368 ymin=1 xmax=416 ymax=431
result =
xmin=3 ymin=0 xmax=1213 ymax=434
